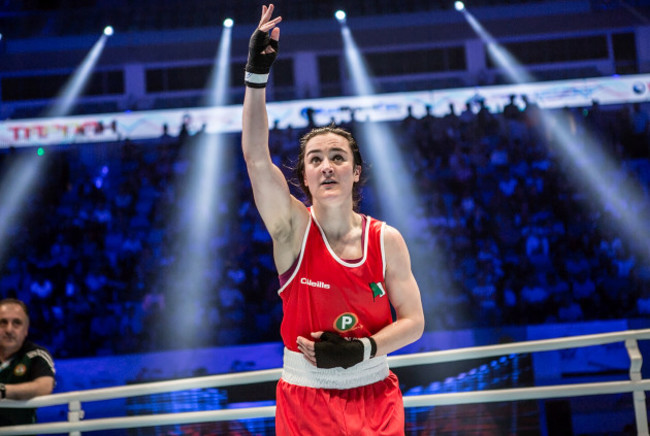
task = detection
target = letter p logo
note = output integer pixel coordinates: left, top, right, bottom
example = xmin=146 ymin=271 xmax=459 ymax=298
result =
xmin=334 ymin=313 xmax=358 ymax=332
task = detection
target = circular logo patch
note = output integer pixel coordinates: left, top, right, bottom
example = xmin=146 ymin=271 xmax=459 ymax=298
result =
xmin=334 ymin=313 xmax=358 ymax=332
xmin=14 ymin=363 xmax=26 ymax=377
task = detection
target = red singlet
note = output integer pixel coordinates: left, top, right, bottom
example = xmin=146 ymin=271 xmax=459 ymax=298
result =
xmin=275 ymin=208 xmax=404 ymax=436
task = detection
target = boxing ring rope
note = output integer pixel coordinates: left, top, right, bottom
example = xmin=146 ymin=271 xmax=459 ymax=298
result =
xmin=0 ymin=328 xmax=648 ymax=436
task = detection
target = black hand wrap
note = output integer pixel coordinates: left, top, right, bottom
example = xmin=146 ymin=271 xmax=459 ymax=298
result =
xmin=314 ymin=332 xmax=377 ymax=369
xmin=245 ymin=29 xmax=279 ymax=88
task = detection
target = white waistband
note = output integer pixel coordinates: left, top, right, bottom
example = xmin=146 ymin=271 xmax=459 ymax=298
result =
xmin=281 ymin=348 xmax=390 ymax=390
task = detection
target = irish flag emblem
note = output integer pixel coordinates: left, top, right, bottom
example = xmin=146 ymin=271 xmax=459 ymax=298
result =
xmin=370 ymin=282 xmax=386 ymax=300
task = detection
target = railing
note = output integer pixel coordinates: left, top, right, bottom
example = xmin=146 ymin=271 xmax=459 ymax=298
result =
xmin=0 ymin=328 xmax=648 ymax=436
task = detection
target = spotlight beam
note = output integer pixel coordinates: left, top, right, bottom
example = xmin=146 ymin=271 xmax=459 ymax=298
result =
xmin=0 ymin=153 xmax=42 ymax=266
xmin=461 ymin=10 xmax=533 ymax=84
xmin=0 ymin=29 xmax=110 ymax=269
xmin=341 ymin=25 xmax=373 ymax=96
xmin=159 ymin=24 xmax=234 ymax=347
xmin=339 ymin=20 xmax=415 ymax=229
xmin=204 ymin=25 xmax=232 ymax=108
xmin=45 ymin=33 xmax=109 ymax=118
xmin=460 ymin=7 xmax=650 ymax=264
xmin=338 ymin=17 xmax=455 ymax=303
xmin=544 ymin=111 xmax=650 ymax=262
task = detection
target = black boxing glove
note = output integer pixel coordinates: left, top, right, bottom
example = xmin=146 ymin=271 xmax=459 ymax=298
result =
xmin=245 ymin=29 xmax=279 ymax=88
xmin=314 ymin=331 xmax=377 ymax=369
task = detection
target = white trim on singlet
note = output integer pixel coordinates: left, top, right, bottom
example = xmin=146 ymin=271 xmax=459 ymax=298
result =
xmin=277 ymin=214 xmax=312 ymax=295
xmin=379 ymin=222 xmax=387 ymax=279
xmin=311 ymin=209 xmax=369 ymax=268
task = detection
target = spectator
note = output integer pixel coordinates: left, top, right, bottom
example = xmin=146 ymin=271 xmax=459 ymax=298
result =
xmin=629 ymin=103 xmax=649 ymax=157
xmin=0 ymin=299 xmax=55 ymax=426
xmin=0 ymin=77 xmax=648 ymax=360
xmin=503 ymin=95 xmax=520 ymax=121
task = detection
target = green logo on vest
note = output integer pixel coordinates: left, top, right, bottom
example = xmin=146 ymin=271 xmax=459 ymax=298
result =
xmin=334 ymin=313 xmax=358 ymax=332
xmin=370 ymin=282 xmax=386 ymax=300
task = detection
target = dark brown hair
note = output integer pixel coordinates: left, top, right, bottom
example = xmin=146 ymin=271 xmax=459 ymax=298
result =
xmin=293 ymin=125 xmax=365 ymax=211
xmin=0 ymin=298 xmax=30 ymax=323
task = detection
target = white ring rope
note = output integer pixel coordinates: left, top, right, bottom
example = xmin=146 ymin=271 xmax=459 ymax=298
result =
xmin=0 ymin=329 xmax=648 ymax=435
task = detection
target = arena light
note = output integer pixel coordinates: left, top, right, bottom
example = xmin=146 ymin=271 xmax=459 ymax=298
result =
xmin=335 ymin=10 xmax=347 ymax=22
xmin=338 ymin=18 xmax=455 ymax=310
xmin=460 ymin=8 xmax=533 ymax=84
xmin=339 ymin=25 xmax=373 ymax=96
xmin=0 ymin=152 xmax=42 ymax=267
xmin=462 ymin=8 xmax=650 ymax=264
xmin=103 ymin=26 xmax=114 ymax=36
xmin=0 ymin=28 xmax=110 ymax=267
xmin=454 ymin=1 xmax=465 ymax=11
xmin=45 ymin=31 xmax=109 ymax=117
xmin=158 ymin=22 xmax=234 ymax=347
xmin=223 ymin=18 xmax=234 ymax=28
xmin=205 ymin=21 xmax=233 ymax=108
xmin=540 ymin=110 xmax=650 ymax=263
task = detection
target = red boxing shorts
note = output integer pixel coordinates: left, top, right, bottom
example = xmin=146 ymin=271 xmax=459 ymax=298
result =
xmin=275 ymin=371 xmax=404 ymax=436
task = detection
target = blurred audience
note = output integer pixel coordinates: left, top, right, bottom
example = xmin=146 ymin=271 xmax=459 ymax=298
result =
xmin=0 ymin=100 xmax=648 ymax=358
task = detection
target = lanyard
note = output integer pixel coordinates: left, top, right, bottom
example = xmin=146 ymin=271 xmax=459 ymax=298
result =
xmin=0 ymin=358 xmax=14 ymax=373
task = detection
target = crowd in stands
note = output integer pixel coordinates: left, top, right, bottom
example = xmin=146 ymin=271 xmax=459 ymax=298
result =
xmin=0 ymin=97 xmax=648 ymax=359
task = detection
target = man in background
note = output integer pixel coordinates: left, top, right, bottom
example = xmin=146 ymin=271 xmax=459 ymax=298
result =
xmin=0 ymin=298 xmax=55 ymax=426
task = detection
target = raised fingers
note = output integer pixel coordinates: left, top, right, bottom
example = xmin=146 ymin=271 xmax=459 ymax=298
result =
xmin=258 ymin=4 xmax=282 ymax=32
xmin=257 ymin=4 xmax=270 ymax=27
xmin=260 ymin=16 xmax=282 ymax=33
